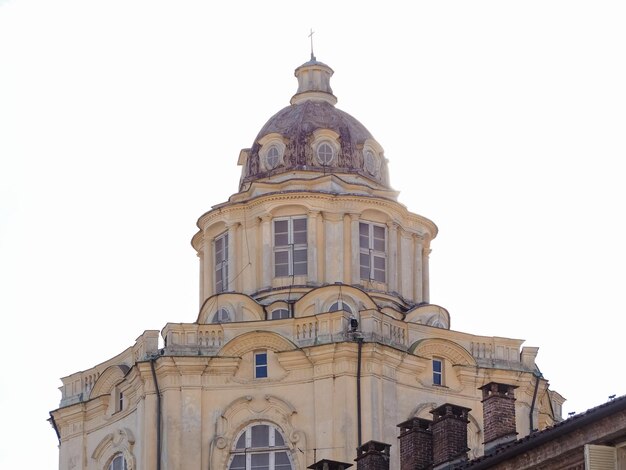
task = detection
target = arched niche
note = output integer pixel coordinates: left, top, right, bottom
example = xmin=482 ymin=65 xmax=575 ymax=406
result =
xmin=218 ymin=331 xmax=297 ymax=357
xmin=90 ymin=365 xmax=129 ymax=399
xmin=409 ymin=338 xmax=476 ymax=367
xmin=294 ymin=284 xmax=378 ymax=318
xmin=197 ymin=293 xmax=264 ymax=324
xmin=404 ymin=304 xmax=450 ymax=329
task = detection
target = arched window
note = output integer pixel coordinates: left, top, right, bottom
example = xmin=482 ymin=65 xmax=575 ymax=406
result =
xmin=212 ymin=307 xmax=231 ymax=323
xmin=229 ymin=423 xmax=293 ymax=470
xmin=329 ymin=300 xmax=353 ymax=314
xmin=270 ymin=308 xmax=290 ymax=320
xmin=108 ymin=454 xmax=128 ymax=470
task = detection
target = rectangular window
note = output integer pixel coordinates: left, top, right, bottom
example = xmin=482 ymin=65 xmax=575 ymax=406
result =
xmin=359 ymin=222 xmax=386 ymax=282
xmin=118 ymin=390 xmax=124 ymax=411
xmin=255 ymin=351 xmax=268 ymax=379
xmin=215 ymin=232 xmax=229 ymax=293
xmin=274 ymin=217 xmax=307 ymax=277
xmin=433 ymin=358 xmax=443 ymax=385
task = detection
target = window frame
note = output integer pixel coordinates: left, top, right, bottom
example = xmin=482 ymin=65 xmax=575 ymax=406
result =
xmin=228 ymin=423 xmax=293 ymax=470
xmin=359 ymin=221 xmax=387 ymax=283
xmin=432 ymin=357 xmax=443 ymax=386
xmin=329 ymin=300 xmax=353 ymax=314
xmin=270 ymin=308 xmax=290 ymax=320
xmin=254 ymin=350 xmax=268 ymax=379
xmin=214 ymin=231 xmax=229 ymax=293
xmin=108 ymin=454 xmax=128 ymax=470
xmin=273 ymin=217 xmax=308 ymax=277
xmin=316 ymin=140 xmax=335 ymax=165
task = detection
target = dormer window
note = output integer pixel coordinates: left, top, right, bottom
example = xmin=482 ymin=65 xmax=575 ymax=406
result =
xmin=329 ymin=300 xmax=353 ymax=314
xmin=364 ymin=148 xmax=379 ymax=175
xmin=266 ymin=145 xmax=281 ymax=169
xmin=270 ymin=308 xmax=290 ymax=320
xmin=212 ymin=307 xmax=232 ymax=323
xmin=316 ymin=141 xmax=335 ymax=165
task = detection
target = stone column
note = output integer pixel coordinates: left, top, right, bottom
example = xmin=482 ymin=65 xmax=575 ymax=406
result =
xmin=197 ymin=250 xmax=205 ymax=309
xmin=412 ymin=235 xmax=423 ymax=303
xmin=260 ymin=215 xmax=272 ymax=290
xmin=422 ymin=243 xmax=431 ymax=304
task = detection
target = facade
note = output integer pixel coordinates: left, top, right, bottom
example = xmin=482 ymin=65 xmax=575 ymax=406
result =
xmin=49 ymin=55 xmax=565 ymax=470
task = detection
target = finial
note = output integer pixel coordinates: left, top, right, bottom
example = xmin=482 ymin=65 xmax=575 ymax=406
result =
xmin=309 ymin=28 xmax=316 ymax=61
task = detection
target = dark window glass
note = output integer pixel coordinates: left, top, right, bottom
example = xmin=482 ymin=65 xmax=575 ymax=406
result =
xmin=251 ymin=425 xmax=269 ymax=447
xmin=255 ymin=352 xmax=268 ymax=379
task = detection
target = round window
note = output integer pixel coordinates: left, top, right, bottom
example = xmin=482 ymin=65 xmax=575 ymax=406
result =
xmin=265 ymin=145 xmax=280 ymax=169
xmin=316 ymin=142 xmax=335 ymax=165
xmin=364 ymin=149 xmax=378 ymax=175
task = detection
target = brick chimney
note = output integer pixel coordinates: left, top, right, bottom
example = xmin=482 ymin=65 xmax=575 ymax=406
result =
xmin=308 ymin=459 xmax=353 ymax=470
xmin=397 ymin=418 xmax=433 ymax=470
xmin=355 ymin=440 xmax=391 ymax=470
xmin=480 ymin=382 xmax=518 ymax=453
xmin=430 ymin=403 xmax=471 ymax=469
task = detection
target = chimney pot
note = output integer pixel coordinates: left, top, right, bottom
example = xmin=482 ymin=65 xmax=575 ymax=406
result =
xmin=355 ymin=440 xmax=391 ymax=470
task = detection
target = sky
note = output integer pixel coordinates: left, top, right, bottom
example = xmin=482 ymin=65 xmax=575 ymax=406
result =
xmin=1 ymin=1 xmax=625 ymax=468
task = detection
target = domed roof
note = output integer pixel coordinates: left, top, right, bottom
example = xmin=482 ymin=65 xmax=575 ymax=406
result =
xmin=239 ymin=58 xmax=390 ymax=191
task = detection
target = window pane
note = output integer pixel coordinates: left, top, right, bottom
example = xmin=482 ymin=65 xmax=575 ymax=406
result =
xmin=275 ymin=232 xmax=289 ymax=247
xmin=274 ymin=432 xmax=285 ymax=446
xmin=251 ymin=453 xmax=270 ymax=470
xmin=373 ymin=226 xmax=385 ymax=251
xmin=229 ymin=455 xmax=246 ymax=470
xmin=255 ymin=352 xmax=267 ymax=366
xmin=275 ymin=251 xmax=289 ymax=277
xmin=374 ymin=256 xmax=385 ymax=270
xmin=235 ymin=433 xmax=246 ymax=449
xmin=274 ymin=220 xmax=289 ymax=246
xmin=292 ymin=217 xmax=307 ymax=231
xmin=359 ymin=223 xmax=369 ymax=248
xmin=433 ymin=359 xmax=442 ymax=373
xmin=275 ymin=452 xmax=292 ymax=470
xmin=251 ymin=425 xmax=269 ymax=447
xmin=293 ymin=249 xmax=307 ymax=262
xmin=292 ymin=219 xmax=307 ymax=245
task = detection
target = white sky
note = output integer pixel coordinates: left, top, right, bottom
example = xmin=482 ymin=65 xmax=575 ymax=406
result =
xmin=1 ymin=1 xmax=625 ymax=468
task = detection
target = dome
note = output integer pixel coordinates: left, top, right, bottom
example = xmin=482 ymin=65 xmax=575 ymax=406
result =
xmin=239 ymin=58 xmax=390 ymax=190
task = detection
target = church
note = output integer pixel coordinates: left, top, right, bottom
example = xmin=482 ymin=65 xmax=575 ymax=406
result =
xmin=49 ymin=54 xmax=564 ymax=470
